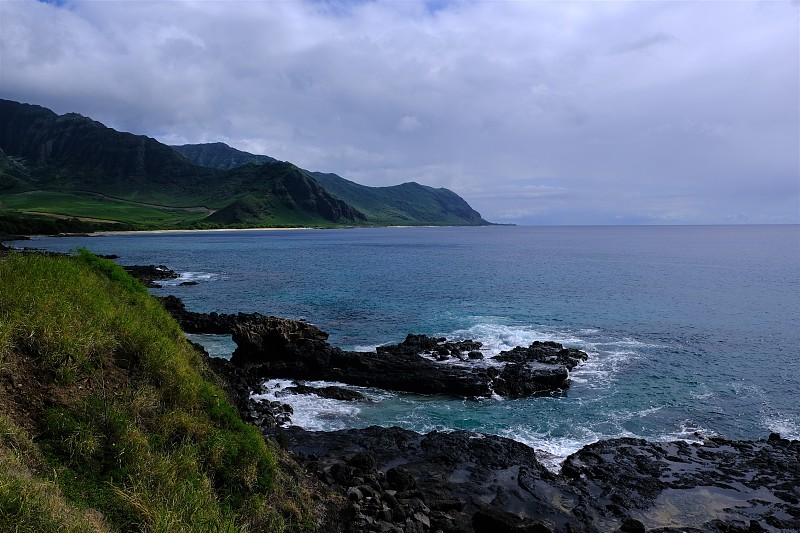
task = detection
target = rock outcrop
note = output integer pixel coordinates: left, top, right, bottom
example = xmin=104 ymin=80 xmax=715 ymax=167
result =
xmin=494 ymin=340 xmax=589 ymax=370
xmin=158 ymin=295 xmax=262 ymax=333
xmin=122 ymin=265 xmax=177 ymax=287
xmin=269 ymin=426 xmax=800 ymax=533
xmin=230 ymin=323 xmax=581 ymax=398
xmin=158 ymin=296 xmax=585 ymax=400
xmin=171 ymin=294 xmax=799 ymax=533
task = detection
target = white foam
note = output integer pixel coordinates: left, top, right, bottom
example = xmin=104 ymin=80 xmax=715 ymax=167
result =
xmin=352 ymin=344 xmax=382 ymax=353
xmin=498 ymin=425 xmax=605 ymax=473
xmin=160 ymin=271 xmax=220 ymax=286
xmin=252 ymin=379 xmax=394 ymax=431
xmin=763 ymin=414 xmax=800 ymax=440
xmin=660 ymin=419 xmax=715 ymax=443
xmin=569 ymin=349 xmax=639 ymax=388
xmin=454 ymin=322 xmax=586 ymax=355
xmin=690 ymin=391 xmax=715 ymax=401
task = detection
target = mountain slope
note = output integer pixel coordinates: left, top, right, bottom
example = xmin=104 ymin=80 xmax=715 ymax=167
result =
xmin=311 ymin=172 xmax=488 ymax=226
xmin=173 ymin=142 xmax=277 ymax=169
xmin=0 ymin=100 xmax=363 ymax=227
xmin=0 ymin=99 xmax=489 ymax=229
xmin=175 ymin=142 xmax=490 ymax=226
xmin=208 ymin=163 xmax=366 ymax=226
xmin=0 ymin=100 xmax=214 ymax=206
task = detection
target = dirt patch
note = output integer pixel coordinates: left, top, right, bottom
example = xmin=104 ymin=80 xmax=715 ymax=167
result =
xmin=0 ymin=349 xmax=133 ymax=437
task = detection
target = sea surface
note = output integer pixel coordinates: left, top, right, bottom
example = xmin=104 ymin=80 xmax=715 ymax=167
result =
xmin=22 ymin=225 xmax=800 ymax=468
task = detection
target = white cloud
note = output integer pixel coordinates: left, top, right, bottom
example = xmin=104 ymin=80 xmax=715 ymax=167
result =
xmin=0 ymin=0 xmax=797 ymax=224
xmin=397 ymin=115 xmax=421 ymax=132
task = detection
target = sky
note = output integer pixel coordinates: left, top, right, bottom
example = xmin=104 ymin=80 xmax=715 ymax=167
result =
xmin=1 ymin=0 xmax=798 ymax=225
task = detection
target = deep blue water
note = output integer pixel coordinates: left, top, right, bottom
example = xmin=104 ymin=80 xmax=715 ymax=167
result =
xmin=23 ymin=225 xmax=800 ymax=466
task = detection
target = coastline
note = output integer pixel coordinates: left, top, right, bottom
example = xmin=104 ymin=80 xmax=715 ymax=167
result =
xmin=3 ymin=247 xmax=797 ymax=532
xmin=180 ymin=295 xmax=799 ymax=533
xmin=89 ymin=226 xmax=324 ymax=237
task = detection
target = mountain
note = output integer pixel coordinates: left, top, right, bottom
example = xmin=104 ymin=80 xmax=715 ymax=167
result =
xmin=0 ymin=99 xmax=489 ymax=229
xmin=173 ymin=142 xmax=277 ymax=169
xmin=0 ymin=100 xmax=212 ymax=205
xmin=311 ymin=172 xmax=487 ymax=226
xmin=174 ymin=142 xmax=491 ymax=226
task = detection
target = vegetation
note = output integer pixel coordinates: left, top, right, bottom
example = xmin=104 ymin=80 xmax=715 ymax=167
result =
xmin=0 ymin=251 xmax=319 ymax=531
xmin=0 ymin=99 xmax=489 ymax=231
xmin=0 ymin=211 xmax=133 ymax=237
xmin=1 ymin=191 xmax=210 ymax=226
xmin=172 ymin=143 xmax=277 ymax=170
xmin=311 ymin=173 xmax=488 ymax=226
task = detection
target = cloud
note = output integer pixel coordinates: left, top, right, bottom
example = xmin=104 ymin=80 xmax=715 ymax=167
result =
xmin=610 ymin=32 xmax=675 ymax=55
xmin=1 ymin=0 xmax=797 ymax=224
xmin=397 ymin=115 xmax=421 ymax=132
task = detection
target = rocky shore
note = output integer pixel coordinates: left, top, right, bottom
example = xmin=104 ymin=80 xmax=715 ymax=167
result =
xmin=151 ymin=286 xmax=799 ymax=532
xmin=164 ymin=298 xmax=587 ymax=399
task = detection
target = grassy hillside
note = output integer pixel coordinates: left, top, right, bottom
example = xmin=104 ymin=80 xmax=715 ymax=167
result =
xmin=1 ymin=191 xmax=210 ymax=226
xmin=0 ymin=100 xmax=364 ymax=229
xmin=175 ymin=142 xmax=490 ymax=227
xmin=0 ymin=251 xmax=322 ymax=531
xmin=1 ymin=99 xmax=490 ymax=229
xmin=311 ymin=173 xmax=489 ymax=226
xmin=173 ymin=143 xmax=277 ymax=170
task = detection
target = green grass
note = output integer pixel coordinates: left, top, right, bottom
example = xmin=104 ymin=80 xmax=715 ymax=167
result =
xmin=0 ymin=191 xmax=209 ymax=226
xmin=0 ymin=414 xmax=109 ymax=533
xmin=0 ymin=252 xmax=317 ymax=531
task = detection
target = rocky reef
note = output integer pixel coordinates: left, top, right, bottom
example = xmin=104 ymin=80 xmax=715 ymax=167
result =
xmin=163 ymin=297 xmax=585 ymax=399
xmin=160 ymin=290 xmax=798 ymax=533
xmin=266 ymin=427 xmax=799 ymax=533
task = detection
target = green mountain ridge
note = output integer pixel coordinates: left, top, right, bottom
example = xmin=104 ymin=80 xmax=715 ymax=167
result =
xmin=0 ymin=99 xmax=489 ymax=230
xmin=173 ymin=141 xmax=489 ymax=226
xmin=312 ymin=172 xmax=487 ymax=226
xmin=173 ymin=142 xmax=278 ymax=169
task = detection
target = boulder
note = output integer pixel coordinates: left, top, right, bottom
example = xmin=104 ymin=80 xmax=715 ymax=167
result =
xmin=231 ymin=316 xmax=329 ymax=367
xmin=493 ymin=341 xmax=588 ymax=371
xmin=492 ymin=363 xmax=570 ymax=398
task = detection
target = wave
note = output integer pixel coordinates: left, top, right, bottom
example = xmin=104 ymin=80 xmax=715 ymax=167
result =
xmin=448 ymin=321 xmax=586 ymax=356
xmin=159 ymin=271 xmax=221 ymax=286
xmin=763 ymin=414 xmax=799 ymax=440
xmin=252 ymin=379 xmax=396 ymax=432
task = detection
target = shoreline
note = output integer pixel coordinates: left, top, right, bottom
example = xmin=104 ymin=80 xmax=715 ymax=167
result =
xmin=89 ymin=224 xmax=496 ymax=236
xmin=188 ymin=305 xmax=798 ymax=533
xmin=6 ymin=225 xmax=473 ymax=240
xmin=88 ymin=226 xmax=324 ymax=236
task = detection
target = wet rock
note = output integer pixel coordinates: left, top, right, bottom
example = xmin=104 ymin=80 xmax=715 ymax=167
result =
xmin=387 ymin=466 xmax=417 ymax=492
xmin=283 ymin=383 xmax=367 ymax=401
xmin=123 ymin=264 xmax=178 ymax=287
xmin=472 ymin=508 xmax=551 ymax=532
xmin=230 ymin=326 xmax=580 ymax=399
xmin=158 ymin=294 xmax=263 ymax=334
xmin=492 ymin=341 xmax=588 ymax=371
xmin=492 ymin=363 xmax=570 ymax=398
xmin=269 ymin=424 xmax=799 ymax=533
xmin=231 ymin=316 xmax=329 ymax=368
xmin=617 ymin=516 xmax=645 ymax=533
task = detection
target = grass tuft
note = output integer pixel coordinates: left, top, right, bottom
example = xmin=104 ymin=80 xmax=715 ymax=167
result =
xmin=0 ymin=251 xmax=317 ymax=531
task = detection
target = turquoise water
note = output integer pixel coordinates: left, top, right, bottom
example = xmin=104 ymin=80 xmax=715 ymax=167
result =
xmin=24 ymin=225 xmax=800 ymax=465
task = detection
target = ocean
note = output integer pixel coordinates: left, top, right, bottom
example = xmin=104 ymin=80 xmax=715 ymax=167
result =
xmin=23 ymin=225 xmax=800 ymax=468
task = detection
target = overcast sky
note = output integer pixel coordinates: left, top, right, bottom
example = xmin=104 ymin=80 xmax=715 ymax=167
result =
xmin=1 ymin=0 xmax=798 ymax=224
